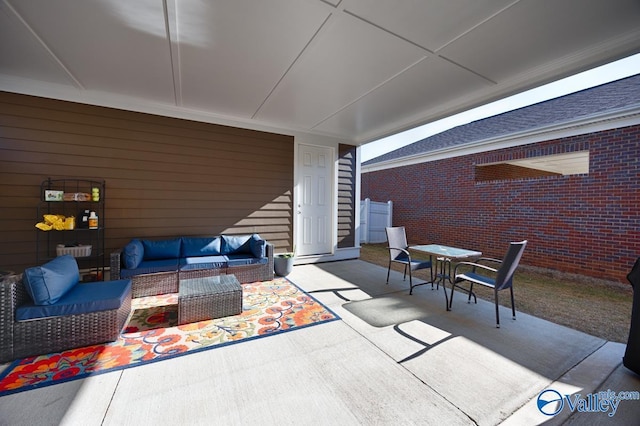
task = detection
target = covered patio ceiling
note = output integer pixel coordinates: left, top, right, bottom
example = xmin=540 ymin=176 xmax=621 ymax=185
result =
xmin=1 ymin=0 xmax=640 ymax=145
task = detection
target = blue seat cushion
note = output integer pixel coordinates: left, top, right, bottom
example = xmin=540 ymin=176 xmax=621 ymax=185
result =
xmin=16 ymin=279 xmax=131 ymax=321
xmin=23 ymin=255 xmax=80 ymax=305
xmin=226 ymin=254 xmax=268 ymax=267
xmin=391 ymin=252 xmax=410 ymax=262
xmin=181 ymin=237 xmax=222 ymax=257
xmin=123 ymin=239 xmax=144 ymax=269
xmin=120 ymin=259 xmax=179 ymax=278
xmin=179 ymin=255 xmax=228 ymax=271
xmin=142 ymin=238 xmax=181 ymax=260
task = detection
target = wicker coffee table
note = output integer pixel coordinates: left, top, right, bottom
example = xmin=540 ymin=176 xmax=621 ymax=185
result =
xmin=178 ymin=275 xmax=243 ymax=325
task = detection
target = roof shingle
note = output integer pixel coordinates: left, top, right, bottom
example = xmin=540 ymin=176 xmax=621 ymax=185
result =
xmin=363 ymin=73 xmax=640 ymax=166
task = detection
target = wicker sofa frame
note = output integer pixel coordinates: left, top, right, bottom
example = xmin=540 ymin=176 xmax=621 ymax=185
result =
xmin=110 ymin=243 xmax=274 ymax=298
xmin=0 ymin=273 xmax=131 ymax=363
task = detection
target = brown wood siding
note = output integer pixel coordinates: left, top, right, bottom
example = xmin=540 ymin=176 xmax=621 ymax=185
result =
xmin=337 ymin=144 xmax=356 ymax=248
xmin=0 ymin=91 xmax=294 ymax=273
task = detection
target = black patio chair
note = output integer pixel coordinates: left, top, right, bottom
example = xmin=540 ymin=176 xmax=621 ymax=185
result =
xmin=385 ymin=226 xmax=433 ymax=295
xmin=624 ymin=257 xmax=640 ymax=375
xmin=451 ymin=240 xmax=527 ymax=327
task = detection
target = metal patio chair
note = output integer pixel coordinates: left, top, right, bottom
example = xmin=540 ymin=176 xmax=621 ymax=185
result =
xmin=385 ymin=226 xmax=433 ymax=294
xmin=451 ymin=240 xmax=527 ymax=327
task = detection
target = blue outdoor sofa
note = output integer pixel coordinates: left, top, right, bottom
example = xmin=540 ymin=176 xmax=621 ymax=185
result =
xmin=110 ymin=234 xmax=274 ymax=298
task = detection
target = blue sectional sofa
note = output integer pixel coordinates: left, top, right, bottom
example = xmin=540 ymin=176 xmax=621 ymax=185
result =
xmin=110 ymin=234 xmax=274 ymax=298
xmin=0 ymin=255 xmax=132 ymax=362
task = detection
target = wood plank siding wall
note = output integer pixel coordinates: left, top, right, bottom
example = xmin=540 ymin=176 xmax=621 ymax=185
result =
xmin=337 ymin=144 xmax=356 ymax=248
xmin=0 ymin=92 xmax=294 ymax=274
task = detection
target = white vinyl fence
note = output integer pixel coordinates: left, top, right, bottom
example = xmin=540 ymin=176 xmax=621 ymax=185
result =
xmin=360 ymin=198 xmax=393 ymax=243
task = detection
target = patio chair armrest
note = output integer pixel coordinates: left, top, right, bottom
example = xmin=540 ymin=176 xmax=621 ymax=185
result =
xmin=387 ymin=246 xmax=410 ymax=254
xmin=475 ymin=257 xmax=503 ymax=265
xmin=454 ymin=261 xmax=498 ymax=276
xmin=387 ymin=246 xmax=412 ymax=261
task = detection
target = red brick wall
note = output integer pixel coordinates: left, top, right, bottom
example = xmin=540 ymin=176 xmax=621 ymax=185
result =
xmin=362 ymin=124 xmax=640 ymax=283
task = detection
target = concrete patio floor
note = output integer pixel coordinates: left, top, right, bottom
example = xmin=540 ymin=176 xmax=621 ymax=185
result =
xmin=1 ymin=259 xmax=638 ymax=425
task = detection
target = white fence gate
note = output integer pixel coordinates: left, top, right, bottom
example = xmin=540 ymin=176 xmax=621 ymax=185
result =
xmin=360 ymin=198 xmax=393 ymax=243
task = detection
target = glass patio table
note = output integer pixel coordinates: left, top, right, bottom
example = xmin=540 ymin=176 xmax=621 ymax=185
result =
xmin=409 ymin=244 xmax=482 ymax=310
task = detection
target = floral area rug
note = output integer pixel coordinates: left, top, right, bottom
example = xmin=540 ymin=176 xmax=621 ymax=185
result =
xmin=0 ymin=277 xmax=339 ymax=396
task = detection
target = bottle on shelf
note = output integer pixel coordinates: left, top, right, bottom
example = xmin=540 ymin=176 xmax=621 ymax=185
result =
xmin=88 ymin=211 xmax=98 ymax=229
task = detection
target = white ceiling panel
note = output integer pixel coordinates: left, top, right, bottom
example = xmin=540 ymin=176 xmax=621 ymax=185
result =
xmin=0 ymin=2 xmax=78 ymax=86
xmin=176 ymin=0 xmax=330 ymax=118
xmin=440 ymin=0 xmax=640 ymax=82
xmin=315 ymin=55 xmax=491 ymax=139
xmin=5 ymin=0 xmax=176 ymax=103
xmin=1 ymin=0 xmax=639 ymax=144
xmin=254 ymin=11 xmax=427 ymax=129
xmin=344 ymin=0 xmax=515 ymax=52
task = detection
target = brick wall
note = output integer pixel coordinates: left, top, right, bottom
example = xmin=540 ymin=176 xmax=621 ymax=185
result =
xmin=361 ymin=124 xmax=640 ymax=283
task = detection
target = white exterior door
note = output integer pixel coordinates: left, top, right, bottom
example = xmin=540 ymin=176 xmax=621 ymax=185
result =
xmin=297 ymin=144 xmax=333 ymax=256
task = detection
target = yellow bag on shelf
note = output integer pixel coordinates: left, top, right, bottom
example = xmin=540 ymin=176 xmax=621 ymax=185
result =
xmin=35 ymin=222 xmax=52 ymax=231
xmin=43 ymin=214 xmax=64 ymax=224
xmin=35 ymin=214 xmax=71 ymax=231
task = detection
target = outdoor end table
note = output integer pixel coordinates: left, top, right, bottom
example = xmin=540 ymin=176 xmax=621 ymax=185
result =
xmin=410 ymin=244 xmax=482 ymax=311
xmin=178 ymin=275 xmax=243 ymax=325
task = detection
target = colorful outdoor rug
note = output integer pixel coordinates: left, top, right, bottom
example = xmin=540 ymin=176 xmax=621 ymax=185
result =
xmin=0 ymin=278 xmax=339 ymax=397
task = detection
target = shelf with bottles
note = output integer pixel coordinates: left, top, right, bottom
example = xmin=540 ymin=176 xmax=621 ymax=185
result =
xmin=36 ymin=178 xmax=105 ymax=279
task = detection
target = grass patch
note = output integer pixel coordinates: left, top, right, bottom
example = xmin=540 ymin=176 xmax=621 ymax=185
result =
xmin=359 ymin=243 xmax=633 ymax=343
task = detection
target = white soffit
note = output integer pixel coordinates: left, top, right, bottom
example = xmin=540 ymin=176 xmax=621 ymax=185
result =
xmin=504 ymin=151 xmax=589 ymax=175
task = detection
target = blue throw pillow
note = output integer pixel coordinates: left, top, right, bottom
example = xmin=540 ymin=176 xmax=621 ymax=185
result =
xmin=221 ymin=235 xmax=252 ymax=254
xmin=249 ymin=234 xmax=266 ymax=258
xmin=23 ymin=255 xmax=80 ymax=305
xmin=142 ymin=238 xmax=182 ymax=260
xmin=123 ymin=239 xmax=144 ymax=269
